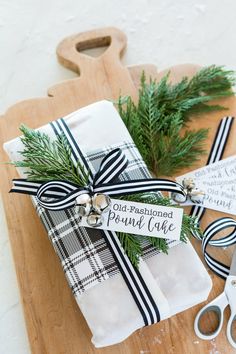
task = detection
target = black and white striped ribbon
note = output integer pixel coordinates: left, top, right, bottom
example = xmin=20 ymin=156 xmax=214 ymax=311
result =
xmin=49 ymin=118 xmax=161 ymax=326
xmin=11 ymin=147 xmax=185 ymax=212
xmin=190 ymin=116 xmax=236 ymax=279
xmin=11 ymin=177 xmax=185 ymax=211
xmin=202 ymin=217 xmax=236 ymax=278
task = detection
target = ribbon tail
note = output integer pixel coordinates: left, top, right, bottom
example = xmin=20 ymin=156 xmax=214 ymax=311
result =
xmin=10 ymin=179 xmax=89 ymax=211
xmin=10 ymin=179 xmax=43 ymax=196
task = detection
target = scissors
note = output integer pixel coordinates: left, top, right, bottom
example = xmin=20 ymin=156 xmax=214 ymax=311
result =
xmin=194 ymin=248 xmax=236 ymax=348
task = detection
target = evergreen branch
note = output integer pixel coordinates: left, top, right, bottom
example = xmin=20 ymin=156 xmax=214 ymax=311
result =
xmin=11 ymin=125 xmax=89 ymax=186
xmin=117 ymin=65 xmax=235 ymax=176
xmin=156 ymin=125 xmax=209 ymax=176
xmin=118 ymin=232 xmax=142 ymax=268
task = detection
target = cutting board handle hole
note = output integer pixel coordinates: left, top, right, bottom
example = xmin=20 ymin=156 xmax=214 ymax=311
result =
xmin=75 ymin=36 xmax=111 ymax=58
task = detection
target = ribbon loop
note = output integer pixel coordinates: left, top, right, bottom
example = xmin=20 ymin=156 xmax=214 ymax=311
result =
xmin=202 ymin=217 xmax=236 ymax=278
xmin=36 ymin=180 xmax=89 ymax=211
xmin=93 ymin=148 xmax=129 ymax=186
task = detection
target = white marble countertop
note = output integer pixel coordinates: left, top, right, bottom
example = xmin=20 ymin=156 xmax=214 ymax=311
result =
xmin=1 ymin=1 xmax=236 ymax=353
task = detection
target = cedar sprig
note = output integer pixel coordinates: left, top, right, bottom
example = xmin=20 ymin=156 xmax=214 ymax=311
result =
xmin=117 ymin=65 xmax=235 ymax=176
xmin=11 ymin=124 xmax=89 ymax=186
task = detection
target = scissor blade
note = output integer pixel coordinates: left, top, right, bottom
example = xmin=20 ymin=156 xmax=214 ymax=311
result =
xmin=229 ymin=248 xmax=236 ymax=276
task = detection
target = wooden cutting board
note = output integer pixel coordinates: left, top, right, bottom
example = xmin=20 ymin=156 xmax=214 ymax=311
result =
xmin=1 ymin=27 xmax=236 ymax=354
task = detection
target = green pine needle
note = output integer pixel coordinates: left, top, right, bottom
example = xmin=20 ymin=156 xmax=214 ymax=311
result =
xmin=118 ymin=232 xmax=142 ymax=268
xmin=117 ymin=65 xmax=235 ymax=176
xmin=11 ymin=124 xmax=89 ymax=186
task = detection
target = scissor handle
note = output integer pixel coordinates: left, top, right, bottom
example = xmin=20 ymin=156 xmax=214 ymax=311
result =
xmin=225 ymin=275 xmax=236 ymax=348
xmin=194 ymin=292 xmax=228 ymax=341
xmin=226 ymin=312 xmax=236 ymax=348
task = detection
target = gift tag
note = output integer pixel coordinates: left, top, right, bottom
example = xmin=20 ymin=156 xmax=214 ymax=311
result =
xmin=179 ymin=155 xmax=236 ymax=180
xmin=175 ymin=155 xmax=236 ymax=215
xmin=80 ymin=198 xmax=183 ymax=241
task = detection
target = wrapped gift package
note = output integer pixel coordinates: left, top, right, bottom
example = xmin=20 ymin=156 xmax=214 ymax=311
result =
xmin=4 ymin=100 xmax=212 ymax=348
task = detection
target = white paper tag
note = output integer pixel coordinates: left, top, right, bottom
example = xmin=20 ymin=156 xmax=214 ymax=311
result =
xmin=80 ymin=198 xmax=183 ymax=241
xmin=175 ymin=155 xmax=236 ymax=215
xmin=177 ymin=155 xmax=236 ymax=181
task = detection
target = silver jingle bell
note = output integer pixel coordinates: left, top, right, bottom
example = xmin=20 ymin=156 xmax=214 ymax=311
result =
xmin=92 ymin=193 xmax=111 ymax=214
xmin=189 ymin=188 xmax=205 ymax=204
xmin=75 ymin=193 xmax=92 ymax=217
xmin=182 ymin=178 xmax=196 ymax=190
xmin=87 ymin=212 xmax=104 ymax=227
xmin=171 ymin=191 xmax=187 ymax=204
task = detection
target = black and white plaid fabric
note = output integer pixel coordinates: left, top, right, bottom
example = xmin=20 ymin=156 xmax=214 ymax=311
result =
xmin=32 ymin=141 xmax=178 ymax=295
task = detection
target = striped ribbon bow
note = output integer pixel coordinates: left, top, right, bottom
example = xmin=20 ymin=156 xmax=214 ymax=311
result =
xmin=10 ymin=147 xmax=186 ymax=211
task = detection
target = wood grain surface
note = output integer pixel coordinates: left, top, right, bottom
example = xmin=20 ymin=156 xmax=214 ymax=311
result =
xmin=0 ymin=27 xmax=236 ymax=354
